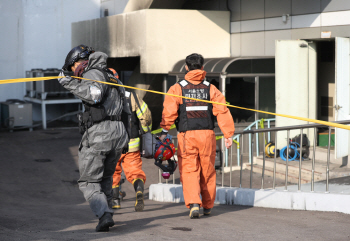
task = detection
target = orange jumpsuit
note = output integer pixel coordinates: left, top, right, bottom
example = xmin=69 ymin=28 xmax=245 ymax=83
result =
xmin=112 ymin=91 xmax=151 ymax=188
xmin=112 ymin=151 xmax=146 ymax=186
xmin=160 ymin=69 xmax=235 ymax=209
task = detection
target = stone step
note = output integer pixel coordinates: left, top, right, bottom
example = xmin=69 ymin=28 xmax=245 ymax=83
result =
xmin=248 ymin=155 xmax=350 ymax=184
xmin=253 ymin=157 xmax=324 ymax=180
xmin=246 ymin=163 xmax=312 ymax=184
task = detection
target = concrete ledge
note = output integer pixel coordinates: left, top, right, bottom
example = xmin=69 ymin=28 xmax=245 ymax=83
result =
xmin=149 ymin=184 xmax=350 ymax=214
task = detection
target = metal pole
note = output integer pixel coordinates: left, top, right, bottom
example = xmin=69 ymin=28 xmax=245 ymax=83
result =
xmin=240 ymin=134 xmax=244 ymax=188
xmin=220 ymin=74 xmax=227 ymax=188
xmin=225 ymin=148 xmax=228 ymax=167
xmin=256 ymin=122 xmax=259 ymax=157
xmin=273 ymin=131 xmax=277 ymax=189
xmin=230 ymin=138 xmax=233 ymax=187
xmin=222 ymin=137 xmax=225 ymax=187
xmin=250 ymin=135 xmax=254 ymax=189
xmin=326 ymin=126 xmax=331 ymax=192
xmin=249 ymin=133 xmax=252 ymax=163
xmin=254 ymin=76 xmax=259 ymax=122
xmin=298 ymin=128 xmax=303 ymax=191
xmin=41 ymin=101 xmax=47 ymax=130
xmin=237 ymin=140 xmax=240 ymax=167
xmin=174 ymin=137 xmax=177 ymax=184
xmin=267 ymin=120 xmax=271 ymax=142
xmin=163 ymin=75 xmax=167 ymax=100
xmin=311 ymin=128 xmax=316 ymax=192
xmin=285 ymin=130 xmax=290 ymax=190
xmin=261 ymin=132 xmax=266 ymax=189
xmin=255 ymin=76 xmax=259 ymax=158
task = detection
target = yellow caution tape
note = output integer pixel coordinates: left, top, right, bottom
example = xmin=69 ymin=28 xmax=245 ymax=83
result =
xmin=233 ymin=139 xmax=239 ymax=149
xmin=260 ymin=118 xmax=267 ymax=145
xmin=151 ymin=124 xmax=176 ymax=135
xmin=2 ymin=76 xmax=350 ymax=131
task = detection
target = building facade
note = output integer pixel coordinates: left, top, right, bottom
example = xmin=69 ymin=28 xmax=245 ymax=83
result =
xmin=88 ymin=0 xmax=350 ymax=158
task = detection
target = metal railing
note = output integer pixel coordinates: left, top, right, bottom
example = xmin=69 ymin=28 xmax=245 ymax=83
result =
xmin=228 ymin=118 xmax=276 ymax=167
xmin=158 ymin=120 xmax=350 ymax=193
xmin=220 ymin=120 xmax=350 ymax=192
xmin=221 ymin=118 xmax=275 ymax=188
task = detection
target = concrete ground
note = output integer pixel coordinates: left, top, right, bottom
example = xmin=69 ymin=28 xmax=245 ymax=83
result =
xmin=1 ymin=128 xmax=350 ymax=240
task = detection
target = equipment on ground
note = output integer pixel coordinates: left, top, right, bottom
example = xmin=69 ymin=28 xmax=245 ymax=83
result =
xmin=265 ymin=142 xmax=280 ymax=158
xmin=1 ymin=99 xmax=32 ymax=128
xmin=280 ymin=134 xmax=310 ymax=161
xmin=154 ymin=134 xmax=177 ymax=179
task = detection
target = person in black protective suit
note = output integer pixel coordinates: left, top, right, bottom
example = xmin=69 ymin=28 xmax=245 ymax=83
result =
xmin=58 ymin=45 xmax=129 ymax=232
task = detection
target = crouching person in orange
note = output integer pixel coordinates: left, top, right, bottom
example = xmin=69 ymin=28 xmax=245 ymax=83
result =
xmin=112 ymin=91 xmax=152 ymax=211
xmin=160 ymin=53 xmax=235 ymax=218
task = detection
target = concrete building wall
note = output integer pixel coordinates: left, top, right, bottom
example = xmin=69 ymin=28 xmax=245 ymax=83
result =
xmin=0 ymin=0 xmax=100 ymax=122
xmin=228 ymin=0 xmax=350 ymax=57
xmin=0 ymin=0 xmax=25 ymax=102
xmin=72 ymin=8 xmax=230 ymax=128
xmin=72 ymin=9 xmax=230 ymax=74
xmin=101 ymin=0 xmax=129 ymax=17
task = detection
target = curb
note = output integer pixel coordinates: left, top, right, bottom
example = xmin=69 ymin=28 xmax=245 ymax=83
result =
xmin=149 ymin=184 xmax=350 ymax=214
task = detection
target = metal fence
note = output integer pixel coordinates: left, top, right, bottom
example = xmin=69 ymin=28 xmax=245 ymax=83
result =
xmin=220 ymin=120 xmax=350 ymax=192
xmin=158 ymin=120 xmax=350 ymax=193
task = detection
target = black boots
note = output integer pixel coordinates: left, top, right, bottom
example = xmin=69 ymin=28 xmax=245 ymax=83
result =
xmin=133 ymin=179 xmax=144 ymax=212
xmin=112 ymin=186 xmax=121 ymax=209
xmin=203 ymin=208 xmax=211 ymax=216
xmin=95 ymin=212 xmax=114 ymax=232
xmin=189 ymin=204 xmax=200 ymax=219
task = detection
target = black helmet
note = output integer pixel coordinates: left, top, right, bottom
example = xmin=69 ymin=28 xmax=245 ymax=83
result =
xmin=62 ymin=45 xmax=94 ymax=71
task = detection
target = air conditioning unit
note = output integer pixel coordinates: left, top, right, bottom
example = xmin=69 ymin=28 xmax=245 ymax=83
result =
xmin=35 ymin=68 xmax=69 ymax=99
xmin=25 ymin=68 xmax=43 ymax=98
xmin=1 ymin=100 xmax=32 ymax=128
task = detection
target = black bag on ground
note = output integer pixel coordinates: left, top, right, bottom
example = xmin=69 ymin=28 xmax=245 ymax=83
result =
xmin=291 ymin=134 xmax=310 ymax=159
xmin=132 ymin=92 xmax=157 ymax=158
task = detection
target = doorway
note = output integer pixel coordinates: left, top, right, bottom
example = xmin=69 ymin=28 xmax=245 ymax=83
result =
xmin=316 ymin=40 xmax=335 ymax=123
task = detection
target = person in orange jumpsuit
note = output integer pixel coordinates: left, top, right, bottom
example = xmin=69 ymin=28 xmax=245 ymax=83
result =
xmin=160 ymin=53 xmax=235 ymax=218
xmin=111 ymin=90 xmax=152 ymax=212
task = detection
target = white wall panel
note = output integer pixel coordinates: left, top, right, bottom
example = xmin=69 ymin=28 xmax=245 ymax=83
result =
xmin=241 ymin=19 xmax=264 ymax=32
xmin=0 ymin=0 xmax=100 ymax=104
xmin=241 ymin=32 xmax=264 ymax=56
xmin=230 ymin=33 xmax=241 ymax=56
xmin=265 ymin=17 xmax=291 ymax=31
xmin=23 ymin=0 xmax=100 ymax=73
xmin=0 ymin=0 xmax=24 ymax=102
xmin=321 ymin=10 xmax=350 ymax=27
xmin=292 ymin=14 xmax=321 ymax=29
xmin=230 ymin=21 xmax=240 ymax=33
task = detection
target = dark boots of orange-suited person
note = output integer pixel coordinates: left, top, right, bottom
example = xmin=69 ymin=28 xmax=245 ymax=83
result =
xmin=112 ymin=90 xmax=152 ymax=212
xmin=159 ymin=53 xmax=235 ymax=219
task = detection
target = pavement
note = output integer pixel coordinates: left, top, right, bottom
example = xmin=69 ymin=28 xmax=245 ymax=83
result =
xmin=1 ymin=128 xmax=350 ymax=240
